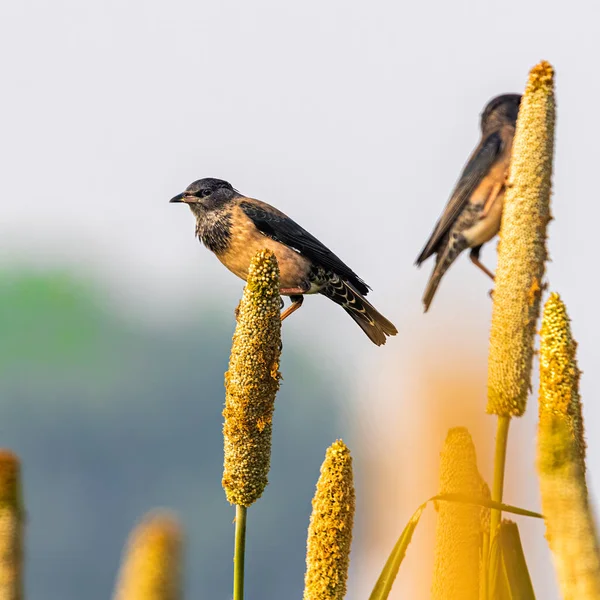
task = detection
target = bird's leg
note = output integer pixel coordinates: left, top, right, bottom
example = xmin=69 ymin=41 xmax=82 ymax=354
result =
xmin=280 ymin=286 xmax=310 ymax=295
xmin=480 ymin=181 xmax=503 ymax=219
xmin=279 ymin=294 xmax=304 ymax=322
xmin=469 ymin=248 xmax=496 ymax=300
xmin=469 ymin=248 xmax=495 ymax=281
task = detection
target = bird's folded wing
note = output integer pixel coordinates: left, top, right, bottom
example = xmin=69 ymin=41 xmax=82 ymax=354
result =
xmin=239 ymin=199 xmax=370 ymax=295
xmin=416 ymin=131 xmax=503 ymax=265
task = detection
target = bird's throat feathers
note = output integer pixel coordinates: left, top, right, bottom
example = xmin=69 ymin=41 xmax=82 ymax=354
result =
xmin=194 ymin=207 xmax=233 ymax=255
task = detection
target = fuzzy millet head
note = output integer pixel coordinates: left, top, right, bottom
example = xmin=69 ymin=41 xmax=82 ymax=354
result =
xmin=432 ymin=427 xmax=488 ymax=600
xmin=487 ymin=60 xmax=555 ymax=417
xmin=303 ymin=440 xmax=355 ymax=600
xmin=112 ymin=511 xmax=183 ymax=600
xmin=222 ymin=249 xmax=282 ymax=507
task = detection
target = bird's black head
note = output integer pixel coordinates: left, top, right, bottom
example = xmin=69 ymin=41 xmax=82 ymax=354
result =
xmin=480 ymin=94 xmax=522 ymax=133
xmin=169 ymin=178 xmax=240 ymax=213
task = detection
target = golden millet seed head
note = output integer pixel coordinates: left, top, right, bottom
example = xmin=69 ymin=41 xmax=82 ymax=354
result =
xmin=537 ymin=416 xmax=600 ymax=598
xmin=222 ymin=249 xmax=282 ymax=507
xmin=0 ymin=449 xmax=23 ymax=600
xmin=539 ymin=292 xmax=586 ymax=472
xmin=432 ymin=427 xmax=488 ymax=600
xmin=537 ymin=294 xmax=599 ymax=598
xmin=528 ymin=60 xmax=554 ymax=90
xmin=128 ymin=512 xmax=182 ymax=558
xmin=303 ymin=439 xmax=355 ymax=600
xmin=487 ymin=60 xmax=555 ymax=417
xmin=0 ymin=450 xmax=21 ymax=507
xmin=113 ymin=511 xmax=183 ymax=600
xmin=539 ymin=292 xmax=580 ymax=418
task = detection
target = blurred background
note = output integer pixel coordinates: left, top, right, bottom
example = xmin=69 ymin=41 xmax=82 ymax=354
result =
xmin=0 ymin=0 xmax=596 ymax=598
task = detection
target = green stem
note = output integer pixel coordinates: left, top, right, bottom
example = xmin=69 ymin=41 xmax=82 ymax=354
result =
xmin=490 ymin=416 xmax=511 ymax=547
xmin=481 ymin=530 xmax=490 ymax=600
xmin=483 ymin=416 xmax=510 ymax=599
xmin=233 ymin=505 xmax=247 ymax=600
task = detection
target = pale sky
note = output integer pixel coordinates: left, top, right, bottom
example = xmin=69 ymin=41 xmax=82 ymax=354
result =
xmin=2 ymin=0 xmax=598 ymax=597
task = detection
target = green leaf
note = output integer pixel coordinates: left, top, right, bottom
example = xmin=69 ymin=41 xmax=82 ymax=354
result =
xmin=432 ymin=494 xmax=543 ymax=519
xmin=489 ymin=525 xmax=511 ymax=600
xmin=499 ymin=521 xmax=536 ymax=599
xmin=368 ymin=494 xmax=541 ymax=600
xmin=368 ymin=502 xmax=427 ymax=600
xmin=487 ymin=521 xmax=536 ymax=600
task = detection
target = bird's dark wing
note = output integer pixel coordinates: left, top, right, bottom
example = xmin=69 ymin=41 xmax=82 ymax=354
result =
xmin=239 ymin=199 xmax=370 ymax=295
xmin=415 ymin=131 xmax=503 ymax=265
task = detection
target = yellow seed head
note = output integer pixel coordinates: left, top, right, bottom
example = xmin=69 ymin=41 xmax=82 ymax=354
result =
xmin=487 ymin=60 xmax=555 ymax=416
xmin=303 ymin=440 xmax=355 ymax=600
xmin=112 ymin=511 xmax=183 ymax=600
xmin=537 ymin=294 xmax=600 ymax=598
xmin=0 ymin=450 xmax=23 ymax=600
xmin=539 ymin=293 xmax=585 ymax=472
xmin=538 ymin=418 xmax=600 ymax=599
xmin=222 ymin=249 xmax=282 ymax=507
xmin=432 ymin=428 xmax=487 ymax=600
xmin=0 ymin=452 xmax=20 ymax=508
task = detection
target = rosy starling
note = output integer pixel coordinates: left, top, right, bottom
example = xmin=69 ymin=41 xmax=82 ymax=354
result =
xmin=416 ymin=94 xmax=521 ymax=312
xmin=171 ymin=179 xmax=397 ymax=345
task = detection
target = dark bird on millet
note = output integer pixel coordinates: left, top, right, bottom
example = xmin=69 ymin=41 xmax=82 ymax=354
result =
xmin=416 ymin=93 xmax=522 ymax=312
xmin=170 ymin=178 xmax=398 ymax=345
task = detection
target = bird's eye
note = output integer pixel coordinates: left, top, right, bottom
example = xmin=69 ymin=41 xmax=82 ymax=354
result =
xmin=200 ymin=189 xmax=212 ymax=198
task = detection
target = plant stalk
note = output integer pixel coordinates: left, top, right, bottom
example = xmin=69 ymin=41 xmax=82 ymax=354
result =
xmin=490 ymin=416 xmax=511 ymax=544
xmin=233 ymin=505 xmax=247 ymax=600
xmin=481 ymin=530 xmax=490 ymax=600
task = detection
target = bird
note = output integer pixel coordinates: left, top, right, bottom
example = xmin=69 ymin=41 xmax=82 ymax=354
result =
xmin=415 ymin=93 xmax=522 ymax=312
xmin=170 ymin=178 xmax=398 ymax=345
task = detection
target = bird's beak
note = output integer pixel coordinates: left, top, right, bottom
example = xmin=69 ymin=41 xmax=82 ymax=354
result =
xmin=169 ymin=193 xmax=187 ymax=203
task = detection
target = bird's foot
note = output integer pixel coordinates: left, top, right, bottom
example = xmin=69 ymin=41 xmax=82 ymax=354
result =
xmin=470 ymin=252 xmax=495 ymax=282
xmin=280 ymin=295 xmax=304 ymax=322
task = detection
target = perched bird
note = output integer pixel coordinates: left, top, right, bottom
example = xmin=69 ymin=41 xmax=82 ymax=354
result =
xmin=170 ymin=178 xmax=397 ymax=345
xmin=416 ymin=93 xmax=522 ymax=312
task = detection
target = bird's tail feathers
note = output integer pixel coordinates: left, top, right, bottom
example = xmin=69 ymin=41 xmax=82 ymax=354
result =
xmin=422 ymin=232 xmax=469 ymax=312
xmin=422 ymin=270 xmax=444 ymax=313
xmin=321 ymin=277 xmax=397 ymax=346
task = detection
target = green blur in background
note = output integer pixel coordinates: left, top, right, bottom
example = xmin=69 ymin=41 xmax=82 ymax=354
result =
xmin=0 ymin=271 xmax=342 ymax=599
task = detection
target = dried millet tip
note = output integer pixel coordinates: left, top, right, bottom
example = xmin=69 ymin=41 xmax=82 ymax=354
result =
xmin=432 ymin=427 xmax=486 ymax=600
xmin=303 ymin=439 xmax=355 ymax=600
xmin=487 ymin=60 xmax=555 ymax=418
xmin=222 ymin=249 xmax=282 ymax=507
xmin=0 ymin=450 xmax=21 ymax=506
xmin=539 ymin=293 xmax=580 ymax=417
xmin=0 ymin=449 xmax=23 ymax=600
xmin=113 ymin=512 xmax=183 ymax=600
xmin=539 ymin=292 xmax=586 ymax=472
xmin=528 ymin=60 xmax=554 ymax=89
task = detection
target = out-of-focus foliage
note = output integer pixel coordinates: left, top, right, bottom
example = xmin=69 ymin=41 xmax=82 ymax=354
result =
xmin=0 ymin=271 xmax=342 ymax=600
